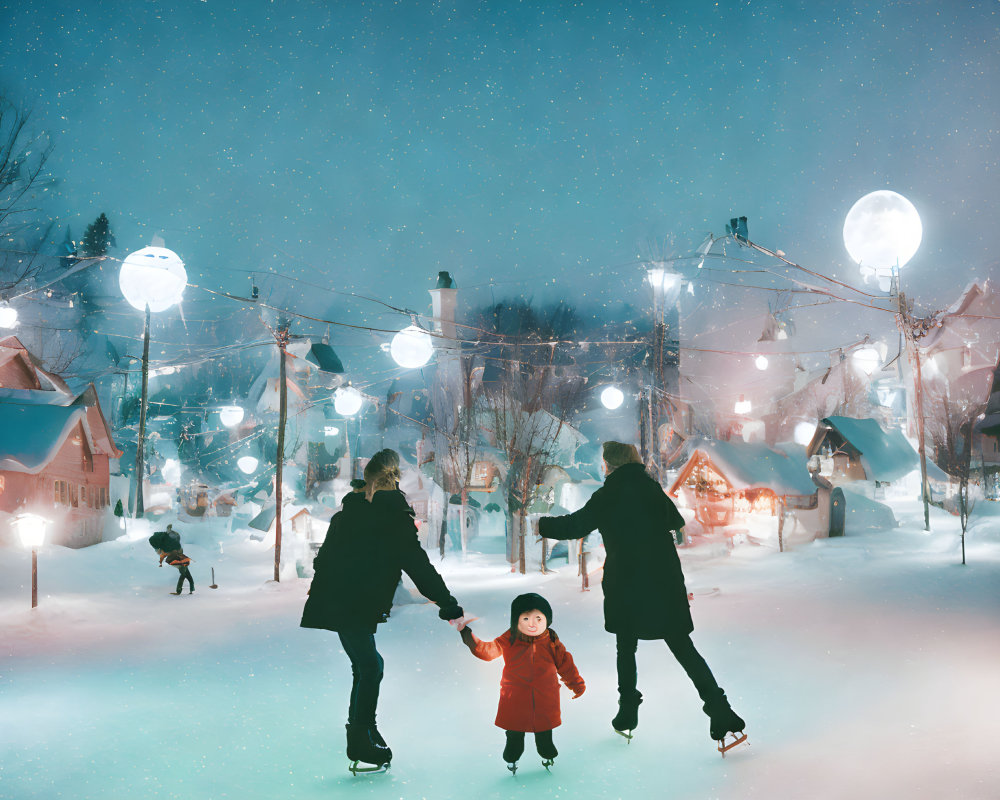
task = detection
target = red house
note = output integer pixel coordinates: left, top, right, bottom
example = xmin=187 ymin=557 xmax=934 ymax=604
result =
xmin=0 ymin=336 xmax=121 ymax=548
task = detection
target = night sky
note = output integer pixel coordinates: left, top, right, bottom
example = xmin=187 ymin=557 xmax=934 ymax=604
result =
xmin=2 ymin=1 xmax=998 ymax=368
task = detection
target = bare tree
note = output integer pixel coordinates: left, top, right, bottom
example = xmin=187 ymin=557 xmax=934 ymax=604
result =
xmin=1 ymin=97 xmax=54 ymax=295
xmin=470 ymin=300 xmax=586 ymax=573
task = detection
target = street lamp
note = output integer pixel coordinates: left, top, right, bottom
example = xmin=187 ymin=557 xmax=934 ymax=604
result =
xmin=119 ymin=245 xmax=187 ymax=518
xmin=643 ymin=263 xmax=682 ymax=478
xmin=13 ymin=513 xmax=47 ymax=608
xmin=600 ymin=385 xmax=625 ymax=410
xmin=843 ymin=191 xmax=930 ymax=529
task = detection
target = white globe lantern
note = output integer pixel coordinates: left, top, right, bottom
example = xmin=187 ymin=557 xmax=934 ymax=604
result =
xmin=754 ymin=355 xmax=769 ymax=371
xmin=13 ymin=513 xmax=47 ymax=548
xmin=390 ymin=325 xmax=434 ymax=369
xmin=600 ymin=385 xmax=625 ymax=410
xmin=119 ymin=246 xmax=188 ymax=312
xmin=237 ymin=456 xmax=259 ymax=475
xmin=0 ymin=304 xmax=18 ymax=328
xmin=794 ymin=421 xmax=818 ymax=446
xmin=843 ymin=191 xmax=922 ymax=283
xmin=218 ymin=405 xmax=245 ymax=428
xmin=852 ymin=347 xmax=881 ymax=376
xmin=334 ymin=386 xmax=364 ymax=416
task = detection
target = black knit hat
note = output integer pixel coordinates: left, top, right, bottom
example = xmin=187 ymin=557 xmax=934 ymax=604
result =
xmin=510 ymin=592 xmax=553 ymax=632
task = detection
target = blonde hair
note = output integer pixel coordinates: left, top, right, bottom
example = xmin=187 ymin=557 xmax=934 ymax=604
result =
xmin=364 ymin=449 xmax=401 ymax=500
xmin=602 ymin=441 xmax=641 ymax=472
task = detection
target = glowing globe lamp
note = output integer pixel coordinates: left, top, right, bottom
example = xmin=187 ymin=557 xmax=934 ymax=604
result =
xmin=853 ymin=347 xmax=881 ymax=376
xmin=334 ymin=386 xmax=363 ymax=416
xmin=14 ymin=513 xmax=47 ymax=548
xmin=237 ymin=456 xmax=259 ymax=475
xmin=600 ymin=385 xmax=625 ymax=410
xmin=0 ymin=304 xmax=18 ymax=328
xmin=390 ymin=325 xmax=434 ymax=369
xmin=119 ymin=246 xmax=188 ymax=312
xmin=843 ymin=191 xmax=922 ymax=285
xmin=755 ymin=355 xmax=769 ymax=371
xmin=219 ymin=405 xmax=245 ymax=428
xmin=794 ymin=421 xmax=817 ymax=446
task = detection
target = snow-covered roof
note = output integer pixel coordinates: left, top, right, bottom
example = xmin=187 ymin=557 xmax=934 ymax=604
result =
xmin=822 ymin=416 xmax=920 ymax=484
xmin=0 ymin=402 xmax=92 ymax=473
xmin=680 ymin=437 xmax=817 ymax=496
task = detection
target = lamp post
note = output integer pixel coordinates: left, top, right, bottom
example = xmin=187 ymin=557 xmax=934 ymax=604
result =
xmin=119 ymin=246 xmax=187 ymax=518
xmin=14 ymin=513 xmax=47 ymax=608
xmin=843 ymin=191 xmax=930 ymax=529
xmin=644 ymin=264 xmax=682 ymax=479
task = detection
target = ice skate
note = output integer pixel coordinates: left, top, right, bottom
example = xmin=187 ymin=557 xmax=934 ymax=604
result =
xmin=612 ymin=693 xmax=642 ymax=742
xmin=503 ymin=731 xmax=524 ymax=775
xmin=346 ymin=723 xmax=391 ymax=775
xmin=535 ymin=730 xmax=557 ymax=770
xmin=704 ymin=691 xmax=747 ymax=757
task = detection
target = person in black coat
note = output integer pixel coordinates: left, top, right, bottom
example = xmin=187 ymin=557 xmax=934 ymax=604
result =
xmin=538 ymin=441 xmax=745 ymax=744
xmin=301 ymin=451 xmax=464 ymax=768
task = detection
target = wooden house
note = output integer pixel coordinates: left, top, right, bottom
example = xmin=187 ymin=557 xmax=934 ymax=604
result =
xmin=668 ymin=437 xmax=826 ymax=545
xmin=0 ymin=336 xmax=121 ymax=547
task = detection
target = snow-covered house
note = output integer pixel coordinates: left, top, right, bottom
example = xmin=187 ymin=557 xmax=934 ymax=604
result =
xmin=0 ymin=336 xmax=121 ymax=547
xmin=806 ymin=416 xmax=943 ymax=488
xmin=668 ymin=437 xmax=826 ymax=545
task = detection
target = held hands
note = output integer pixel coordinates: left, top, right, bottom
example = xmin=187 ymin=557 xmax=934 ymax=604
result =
xmin=448 ymin=615 xmax=478 ymax=632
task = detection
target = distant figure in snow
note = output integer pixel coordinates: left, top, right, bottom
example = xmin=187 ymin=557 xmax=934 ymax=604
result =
xmin=538 ymin=441 xmax=746 ymax=750
xmin=300 ymin=450 xmax=465 ymax=773
xmin=160 ymin=548 xmax=194 ymax=595
xmin=457 ymin=592 xmax=585 ymax=773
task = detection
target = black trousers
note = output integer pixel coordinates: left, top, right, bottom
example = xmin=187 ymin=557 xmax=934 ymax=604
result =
xmin=616 ymin=631 xmax=721 ymax=705
xmin=175 ymin=566 xmax=194 ymax=593
xmin=338 ymin=630 xmax=384 ymax=726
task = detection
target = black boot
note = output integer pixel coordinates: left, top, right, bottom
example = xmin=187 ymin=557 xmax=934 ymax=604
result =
xmin=346 ymin=723 xmax=391 ymax=767
xmin=703 ymin=690 xmax=746 ymax=741
xmin=612 ymin=691 xmax=643 ymax=732
xmin=535 ymin=730 xmax=558 ymax=762
xmin=503 ymin=731 xmax=525 ymax=765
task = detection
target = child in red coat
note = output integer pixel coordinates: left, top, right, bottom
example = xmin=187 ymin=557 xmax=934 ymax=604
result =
xmin=459 ymin=592 xmax=585 ymax=771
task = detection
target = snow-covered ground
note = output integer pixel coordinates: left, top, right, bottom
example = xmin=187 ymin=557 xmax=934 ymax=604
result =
xmin=2 ymin=499 xmax=998 ymax=800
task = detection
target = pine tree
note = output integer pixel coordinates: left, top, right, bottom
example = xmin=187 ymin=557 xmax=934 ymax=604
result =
xmin=79 ymin=213 xmax=116 ymax=257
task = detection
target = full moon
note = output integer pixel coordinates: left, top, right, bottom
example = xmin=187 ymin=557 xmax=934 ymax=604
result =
xmin=843 ymin=191 xmax=922 ymax=270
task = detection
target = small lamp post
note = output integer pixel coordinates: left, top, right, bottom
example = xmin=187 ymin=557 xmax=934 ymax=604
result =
xmin=119 ymin=246 xmax=187 ymax=518
xmin=14 ymin=513 xmax=47 ymax=608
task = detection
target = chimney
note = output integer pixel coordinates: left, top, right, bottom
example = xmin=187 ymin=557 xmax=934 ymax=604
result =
xmin=428 ymin=271 xmax=457 ymax=344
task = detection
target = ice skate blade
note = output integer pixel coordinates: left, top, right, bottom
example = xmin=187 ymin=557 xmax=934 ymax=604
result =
xmin=717 ymin=732 xmax=748 ymax=757
xmin=506 ymin=762 xmax=518 ymax=775
xmin=349 ymin=760 xmax=390 ymax=775
xmin=613 ymin=728 xmax=634 ymax=744
xmin=541 ymin=758 xmax=555 ymax=771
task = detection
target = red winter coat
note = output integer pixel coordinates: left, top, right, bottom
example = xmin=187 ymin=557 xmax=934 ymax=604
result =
xmin=467 ymin=629 xmax=585 ymax=733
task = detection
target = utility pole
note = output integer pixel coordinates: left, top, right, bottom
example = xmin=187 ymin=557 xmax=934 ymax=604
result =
xmin=274 ymin=320 xmax=289 ymax=581
xmin=896 ymin=285 xmax=935 ymax=532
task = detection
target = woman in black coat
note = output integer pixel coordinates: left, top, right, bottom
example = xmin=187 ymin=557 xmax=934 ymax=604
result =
xmin=301 ymin=452 xmax=463 ymax=768
xmin=538 ymin=441 xmax=745 ymax=745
